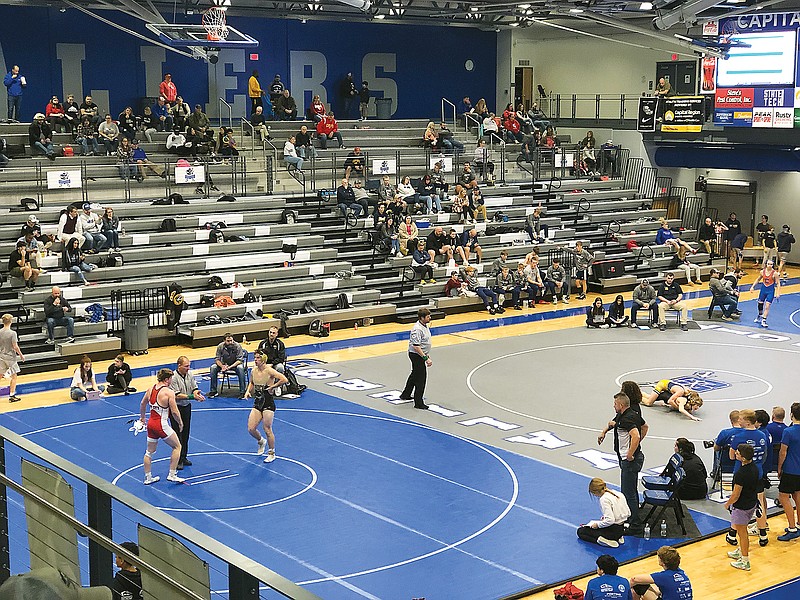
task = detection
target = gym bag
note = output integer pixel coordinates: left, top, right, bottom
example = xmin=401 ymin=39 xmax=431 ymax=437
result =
xmin=158 ymin=218 xmax=177 ymax=233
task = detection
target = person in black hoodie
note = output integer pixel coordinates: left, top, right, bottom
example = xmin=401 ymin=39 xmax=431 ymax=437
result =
xmin=607 ymin=294 xmax=629 ymax=327
xmin=586 ymin=297 xmax=608 ymax=328
xmin=28 ymin=113 xmax=56 ymax=160
xmin=777 ymin=224 xmax=795 ymax=279
xmin=106 ymin=354 xmax=135 ymax=395
xmin=112 ymin=541 xmax=143 ymax=600
xmin=674 ymin=438 xmax=708 ymax=500
xmin=359 ymin=81 xmax=370 ymax=121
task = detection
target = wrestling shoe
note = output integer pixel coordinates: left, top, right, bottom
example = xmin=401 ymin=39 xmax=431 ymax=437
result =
xmin=747 ymin=522 xmax=759 ymax=536
xmin=264 ymin=451 xmax=276 ymax=463
xmin=257 ymin=438 xmax=267 ymax=455
xmin=727 ymin=548 xmax=741 ymax=559
xmin=725 ymin=532 xmax=738 ymax=545
xmin=754 ymin=315 xmax=761 ymax=323
xmin=777 ymin=529 xmax=800 ymax=541
xmin=144 ymin=474 xmax=159 ymax=485
xmin=761 ymin=319 xmax=769 ymax=328
xmin=759 ymin=535 xmax=769 ymax=547
xmin=730 ymin=557 xmax=750 ymax=571
xmin=167 ymin=473 xmax=186 ymax=483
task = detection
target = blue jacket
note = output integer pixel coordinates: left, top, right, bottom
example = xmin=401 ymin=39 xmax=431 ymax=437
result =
xmin=152 ymin=102 xmax=169 ymax=120
xmin=655 ymin=227 xmax=675 ymax=245
xmin=3 ymin=71 xmax=23 ymax=97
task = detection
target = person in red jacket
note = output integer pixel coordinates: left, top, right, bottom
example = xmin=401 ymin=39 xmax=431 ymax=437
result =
xmin=502 ymin=104 xmax=523 ymax=143
xmin=159 ymin=73 xmax=178 ymax=104
xmin=45 ymin=96 xmax=70 ymax=133
xmin=316 ymin=112 xmax=344 ymax=150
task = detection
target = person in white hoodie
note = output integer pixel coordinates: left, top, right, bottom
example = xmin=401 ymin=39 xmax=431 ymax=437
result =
xmin=577 ymin=477 xmax=631 ymax=548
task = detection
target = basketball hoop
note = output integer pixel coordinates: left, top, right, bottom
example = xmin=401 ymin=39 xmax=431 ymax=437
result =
xmin=202 ymin=7 xmax=228 ymax=41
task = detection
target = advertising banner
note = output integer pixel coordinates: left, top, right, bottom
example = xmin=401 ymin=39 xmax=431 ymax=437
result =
xmin=174 ymin=165 xmax=205 ymax=184
xmin=46 ymin=170 xmax=82 ymax=189
xmin=661 ymin=96 xmax=705 ymax=133
xmin=637 ymin=97 xmax=658 ymax=132
xmin=372 ymin=159 xmax=397 ymax=175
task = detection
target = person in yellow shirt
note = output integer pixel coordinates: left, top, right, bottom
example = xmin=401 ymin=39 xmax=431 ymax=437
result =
xmin=248 ymin=70 xmax=265 ymax=116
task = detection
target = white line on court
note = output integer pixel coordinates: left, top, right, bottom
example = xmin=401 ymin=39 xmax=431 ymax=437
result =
xmin=188 ymin=474 xmax=239 ymax=486
xmin=789 ymin=308 xmax=800 ymax=329
xmin=180 ymin=469 xmax=231 ymax=482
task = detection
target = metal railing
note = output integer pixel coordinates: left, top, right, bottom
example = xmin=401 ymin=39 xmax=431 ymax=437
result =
xmin=603 ymin=220 xmax=621 ymax=248
xmin=573 ymin=198 xmax=591 ymax=225
xmin=538 ymin=93 xmax=640 ymax=123
xmin=633 ymin=244 xmax=654 ymax=271
xmin=0 ymin=425 xmax=320 ymax=599
xmin=218 ymin=98 xmax=234 ymax=130
xmin=441 ymin=98 xmax=457 ymax=128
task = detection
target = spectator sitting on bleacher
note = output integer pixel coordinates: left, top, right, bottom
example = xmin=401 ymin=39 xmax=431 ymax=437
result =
xmin=451 ymin=186 xmax=470 ymax=224
xmin=309 ymin=94 xmax=326 ymax=123
xmin=379 ymin=215 xmax=400 ymax=256
xmin=473 ymin=140 xmax=495 ymax=184
xmin=655 ymin=221 xmax=696 ymax=255
xmin=670 ymin=245 xmax=702 ymax=285
xmin=377 ymin=175 xmax=394 ymax=206
xmin=528 ymin=102 xmax=550 ymax=132
xmin=101 ymin=207 xmax=122 ymax=251
xmin=166 ymin=127 xmax=186 ymax=154
xmin=28 ymin=113 xmax=56 ymax=161
xmin=656 ymin=272 xmax=688 ymax=331
xmin=470 ymin=188 xmax=487 ymax=222
xmin=545 ymin=257 xmax=569 ymax=305
xmin=21 ymin=214 xmax=53 ymax=252
xmin=525 ymin=206 xmax=549 ymax=243
xmin=417 ymin=174 xmax=442 ymax=214
xmin=138 ymin=106 xmax=158 ymax=144
xmin=250 ymin=105 xmax=271 ymax=142
xmin=502 ymin=105 xmax=524 ymax=143
xmin=426 ymin=226 xmax=454 ymax=264
xmin=482 ymin=112 xmax=499 ymax=139
xmin=462 ymin=265 xmax=503 ymax=314
xmin=352 ymin=180 xmax=373 ymax=215
xmin=80 ymin=95 xmax=101 ymax=126
xmin=698 ymin=217 xmax=717 ymax=256
xmin=293 ymin=124 xmax=316 ymax=159
xmin=64 ymin=94 xmax=80 ymax=128
xmin=630 ymin=278 xmax=657 ymax=327
xmin=709 ymin=268 xmax=740 ymax=321
xmin=117 ymin=137 xmax=135 ymax=180
xmin=79 ymin=203 xmax=107 ymax=252
xmin=474 ymin=98 xmax=489 ymax=119
xmin=397 ymin=176 xmax=421 ymax=212
xmin=276 ymin=89 xmax=298 ymax=121
xmin=170 ymin=96 xmax=190 ymax=131
xmin=460 ymin=96 xmax=474 ymax=118
xmin=586 ymin=298 xmax=609 ymax=329
xmin=372 ymin=202 xmax=388 ymax=229
xmin=8 ymin=240 xmax=39 ymax=290
xmin=438 ymin=122 xmax=464 ymax=153
xmin=131 ymin=139 xmax=165 ymax=181
xmin=515 ymin=260 xmax=540 ymax=308
xmin=316 ymin=112 xmax=344 ymax=149
xmin=544 ymin=126 xmax=558 ymax=148
xmin=410 ymin=239 xmax=435 ymax=284
xmin=118 ymin=106 xmax=136 ymax=140
xmin=336 ymin=178 xmax=361 ymax=218
xmin=447 ymin=229 xmax=463 ymax=263
xmin=153 ymin=97 xmax=173 ymax=132
xmin=74 ymin=115 xmax=100 ymax=156
xmin=106 ymin=354 xmax=135 ymax=394
xmin=97 ymin=114 xmax=120 ymax=155
xmin=208 ymin=333 xmax=247 ymax=399
xmin=608 ymin=295 xmax=629 ymax=327
xmin=45 ymin=95 xmax=69 ymax=133
xmin=423 ymin=122 xmax=439 ymax=150
xmin=19 ymin=230 xmax=45 ymax=273
xmin=62 ymin=238 xmax=95 ymax=285
xmin=494 ymin=265 xmax=514 ymax=307
xmin=430 ymin=161 xmax=449 ymax=197
xmin=44 ymin=286 xmax=74 ymax=344
xmin=444 ymin=270 xmax=465 ymax=297
xmin=218 ymin=128 xmax=239 ymax=161
xmin=344 ymin=147 xmax=365 ymax=179
xmin=283 ymin=136 xmax=304 ymax=174
xmin=0 ymin=138 xmax=9 ymax=168
xmin=518 ymin=134 xmax=535 ymax=164
xmin=461 ymin=228 xmax=482 ymax=264
xmin=57 ymin=205 xmax=86 ymax=249
xmin=398 ymin=215 xmax=418 ymax=256
xmin=459 ymin=162 xmax=478 ymax=190
xmin=490 ymin=250 xmax=509 ymax=276
xmin=387 ymin=194 xmax=407 ymax=219
xmin=515 ymin=103 xmax=534 ymax=134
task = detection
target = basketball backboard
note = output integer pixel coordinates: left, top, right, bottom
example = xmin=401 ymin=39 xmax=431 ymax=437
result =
xmin=146 ymin=23 xmax=259 ymax=48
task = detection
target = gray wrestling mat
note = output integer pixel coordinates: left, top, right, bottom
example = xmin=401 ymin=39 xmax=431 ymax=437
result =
xmin=298 ymin=322 xmax=795 ymax=522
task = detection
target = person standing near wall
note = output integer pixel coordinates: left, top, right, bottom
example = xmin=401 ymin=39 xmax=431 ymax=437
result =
xmin=400 ymin=308 xmax=433 ymax=410
xmin=4 ymin=65 xmax=25 ymax=121
xmin=0 ymin=314 xmax=24 ymax=403
xmin=248 ymin=70 xmax=265 ymax=116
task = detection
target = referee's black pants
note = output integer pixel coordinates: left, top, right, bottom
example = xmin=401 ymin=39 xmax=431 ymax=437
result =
xmin=169 ymin=403 xmax=192 ymax=463
xmin=402 ymin=352 xmax=427 ymax=407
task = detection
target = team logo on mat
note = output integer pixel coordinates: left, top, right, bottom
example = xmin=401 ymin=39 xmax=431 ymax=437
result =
xmin=670 ymin=371 xmax=731 ymax=393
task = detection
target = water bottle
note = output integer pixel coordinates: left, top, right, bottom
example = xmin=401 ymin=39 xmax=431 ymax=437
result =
xmin=660 ymin=520 xmax=667 ymax=537
xmin=242 ymin=334 xmax=247 ymax=345
xmin=643 ymin=523 xmax=651 ymax=540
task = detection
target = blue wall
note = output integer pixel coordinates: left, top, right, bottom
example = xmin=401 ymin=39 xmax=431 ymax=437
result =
xmin=0 ymin=6 xmax=496 ymax=121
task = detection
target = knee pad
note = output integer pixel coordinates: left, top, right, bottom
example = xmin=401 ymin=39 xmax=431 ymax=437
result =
xmin=144 ymin=450 xmax=155 ymax=458
xmin=758 ymin=301 xmax=764 ymax=313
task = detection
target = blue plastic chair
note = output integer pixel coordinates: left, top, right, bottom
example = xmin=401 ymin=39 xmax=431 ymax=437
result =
xmin=641 ymin=466 xmax=687 ymax=535
xmin=642 ymin=453 xmax=683 ymax=491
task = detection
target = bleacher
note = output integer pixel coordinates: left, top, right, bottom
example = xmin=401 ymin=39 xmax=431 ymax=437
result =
xmin=0 ymin=113 xmax=723 ymax=370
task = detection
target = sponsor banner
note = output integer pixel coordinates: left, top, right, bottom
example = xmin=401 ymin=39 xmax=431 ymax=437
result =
xmin=46 ymin=170 xmax=82 ymax=189
xmin=660 ymin=96 xmax=705 ymax=133
xmin=774 ymin=108 xmax=793 ymax=127
xmin=174 ymin=165 xmax=205 ymax=184
xmin=755 ymin=87 xmax=794 ymax=107
xmin=372 ymin=158 xmax=397 ymax=175
xmin=428 ymin=156 xmax=453 ymax=172
xmin=715 ymin=87 xmax=754 ymax=108
xmin=795 ymin=87 xmax=800 ymax=107
xmin=752 ymin=108 xmax=774 ymax=127
xmin=701 ymin=56 xmax=717 ymax=95
xmin=702 ymin=20 xmax=719 ymax=36
xmin=794 ymin=108 xmax=800 ymax=128
xmin=637 ymin=97 xmax=658 ymax=132
xmin=725 ymin=11 xmax=800 ymax=33
xmin=713 ymin=109 xmax=753 ymax=126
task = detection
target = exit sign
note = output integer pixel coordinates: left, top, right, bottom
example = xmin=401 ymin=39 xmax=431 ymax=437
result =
xmin=249 ymin=53 xmax=259 ymax=61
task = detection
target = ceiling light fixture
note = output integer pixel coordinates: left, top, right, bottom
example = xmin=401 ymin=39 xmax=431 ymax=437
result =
xmin=569 ymin=8 xmax=584 ymax=13
xmin=640 ymin=2 xmax=653 ymax=9
xmin=674 ymin=33 xmax=692 ymax=41
xmin=518 ymin=3 xmax=531 ymax=8
xmin=375 ymin=13 xmax=385 ymax=18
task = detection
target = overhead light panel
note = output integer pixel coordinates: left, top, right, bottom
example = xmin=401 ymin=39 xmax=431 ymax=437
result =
xmin=640 ymin=2 xmax=653 ymax=9
xmin=674 ymin=33 xmax=692 ymax=41
xmin=374 ymin=13 xmax=385 ymax=18
xmin=518 ymin=3 xmax=531 ymax=8
xmin=570 ymin=8 xmax=584 ymax=13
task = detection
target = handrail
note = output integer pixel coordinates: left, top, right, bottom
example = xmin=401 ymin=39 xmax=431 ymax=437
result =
xmin=633 ymin=244 xmax=655 ymax=271
xmin=603 ymin=220 xmax=621 ymax=249
xmin=399 ymin=264 xmax=416 ymax=299
xmin=573 ymin=197 xmax=591 ymax=225
xmin=538 ymin=92 xmax=640 ymax=123
xmin=0 ymin=425 xmax=319 ymax=599
xmin=441 ymin=97 xmax=457 ymax=128
xmin=240 ymin=117 xmax=257 ymax=153
xmin=218 ymin=97 xmax=233 ymax=129
xmin=464 ymin=113 xmax=481 ymax=139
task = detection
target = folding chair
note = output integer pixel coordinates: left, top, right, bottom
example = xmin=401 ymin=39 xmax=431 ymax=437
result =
xmin=222 ymin=352 xmax=249 ymax=392
xmin=641 ymin=467 xmax=687 ymax=535
xmin=642 ymin=453 xmax=684 ymax=491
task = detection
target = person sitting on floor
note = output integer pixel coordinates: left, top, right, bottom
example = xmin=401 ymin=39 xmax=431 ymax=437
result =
xmin=607 ymin=295 xmax=629 ymax=327
xmin=106 ymin=354 xmax=136 ymax=395
xmin=585 ymin=555 xmax=631 ymax=600
xmin=70 ymin=354 xmax=105 ymax=401
xmin=586 ymin=298 xmax=608 ymax=329
xmin=630 ymin=546 xmax=693 ymax=600
xmin=577 ymin=477 xmax=630 ymax=548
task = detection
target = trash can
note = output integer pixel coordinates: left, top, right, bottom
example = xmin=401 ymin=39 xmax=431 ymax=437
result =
xmin=375 ymin=97 xmax=393 ymax=120
xmin=123 ymin=313 xmax=149 ymax=355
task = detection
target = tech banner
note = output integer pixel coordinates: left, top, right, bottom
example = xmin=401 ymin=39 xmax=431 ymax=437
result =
xmin=660 ymin=96 xmax=705 ymax=133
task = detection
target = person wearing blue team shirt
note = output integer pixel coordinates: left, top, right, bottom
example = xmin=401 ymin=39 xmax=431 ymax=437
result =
xmin=630 ymin=546 xmax=692 ymax=600
xmin=585 ymin=555 xmax=631 ymax=600
xmin=777 ymin=402 xmax=800 ymax=542
xmin=728 ymin=409 xmax=769 ymax=547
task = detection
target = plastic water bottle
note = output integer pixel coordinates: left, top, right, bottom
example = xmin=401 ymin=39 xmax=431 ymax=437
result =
xmin=660 ymin=520 xmax=667 ymax=537
xmin=242 ymin=334 xmax=247 ymax=345
xmin=643 ymin=523 xmax=651 ymax=540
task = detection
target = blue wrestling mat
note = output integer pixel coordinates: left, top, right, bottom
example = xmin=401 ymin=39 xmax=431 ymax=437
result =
xmin=0 ymin=390 xmax=729 ymax=599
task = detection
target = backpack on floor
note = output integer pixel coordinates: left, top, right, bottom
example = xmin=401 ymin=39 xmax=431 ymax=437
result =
xmin=107 ymin=252 xmax=124 ymax=268
xmin=158 ymin=218 xmax=177 ymax=233
xmin=308 ymin=318 xmax=329 ymax=337
xmin=284 ymin=366 xmax=307 ymax=395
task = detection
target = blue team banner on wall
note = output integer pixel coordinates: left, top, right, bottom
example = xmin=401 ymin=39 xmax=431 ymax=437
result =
xmin=0 ymin=6 xmax=496 ymax=122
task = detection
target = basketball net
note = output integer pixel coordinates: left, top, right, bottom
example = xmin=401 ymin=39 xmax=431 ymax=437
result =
xmin=202 ymin=7 xmax=229 ymax=41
